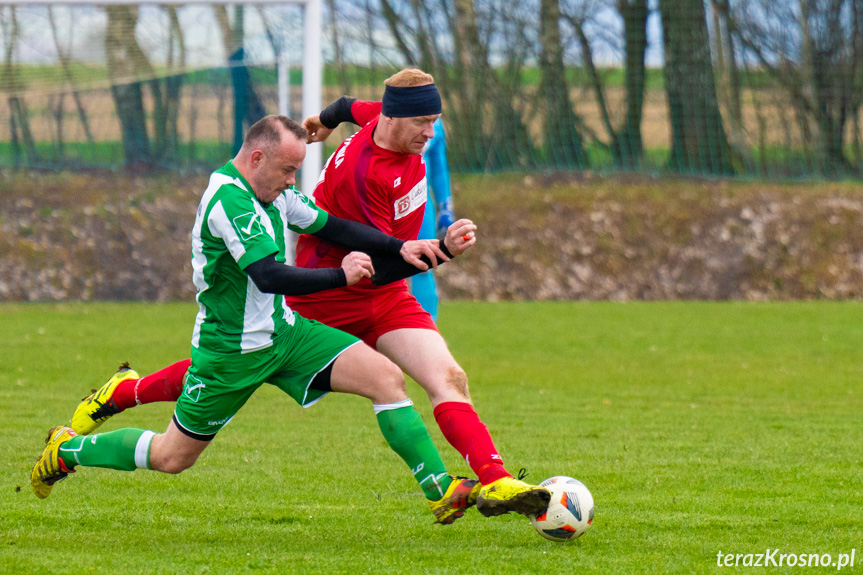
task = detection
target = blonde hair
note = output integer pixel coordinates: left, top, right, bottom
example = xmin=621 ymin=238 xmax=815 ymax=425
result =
xmin=384 ymin=68 xmax=434 ymax=88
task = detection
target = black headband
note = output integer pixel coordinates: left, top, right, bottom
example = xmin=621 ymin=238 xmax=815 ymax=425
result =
xmin=381 ymin=84 xmax=442 ymax=118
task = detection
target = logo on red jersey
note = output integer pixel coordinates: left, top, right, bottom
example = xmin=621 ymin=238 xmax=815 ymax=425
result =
xmin=394 ymin=177 xmax=401 ymax=188
xmin=393 ymin=177 xmax=428 ymax=220
xmin=396 ymin=196 xmax=411 ymax=217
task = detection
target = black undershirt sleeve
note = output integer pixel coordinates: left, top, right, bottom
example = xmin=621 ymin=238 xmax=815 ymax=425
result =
xmin=319 ymin=97 xmax=359 ymax=129
xmin=370 ymin=242 xmax=454 ymax=286
xmin=245 ymin=255 xmax=347 ymax=296
xmin=313 ymin=215 xmax=404 ymax=256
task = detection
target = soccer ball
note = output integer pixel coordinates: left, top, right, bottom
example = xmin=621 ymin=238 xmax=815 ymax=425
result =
xmin=529 ymin=476 xmax=594 ymax=542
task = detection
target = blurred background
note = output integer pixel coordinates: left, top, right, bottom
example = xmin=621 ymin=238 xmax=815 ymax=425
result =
xmin=2 ymin=0 xmax=863 ymax=302
xmin=3 ymin=0 xmax=862 ymax=177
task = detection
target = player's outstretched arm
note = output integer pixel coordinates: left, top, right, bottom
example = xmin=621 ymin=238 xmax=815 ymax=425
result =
xmin=246 ymin=251 xmax=376 ymax=294
xmin=245 ymin=255 xmax=348 ymax=295
xmin=314 ymin=215 xmax=450 ymax=269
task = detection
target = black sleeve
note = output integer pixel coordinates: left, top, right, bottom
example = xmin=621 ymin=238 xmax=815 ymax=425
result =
xmin=370 ymin=242 xmax=454 ymax=286
xmin=245 ymin=255 xmax=347 ymax=296
xmin=319 ymin=97 xmax=359 ymax=129
xmin=314 ymin=215 xmax=404 ymax=256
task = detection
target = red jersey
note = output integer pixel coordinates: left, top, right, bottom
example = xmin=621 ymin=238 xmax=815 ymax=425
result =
xmin=294 ymin=100 xmax=428 ymax=299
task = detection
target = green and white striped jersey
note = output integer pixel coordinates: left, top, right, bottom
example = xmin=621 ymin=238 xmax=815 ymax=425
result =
xmin=191 ymin=161 xmax=328 ymax=355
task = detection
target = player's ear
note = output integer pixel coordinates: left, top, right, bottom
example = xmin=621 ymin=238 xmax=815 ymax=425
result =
xmin=251 ymin=150 xmax=264 ymax=166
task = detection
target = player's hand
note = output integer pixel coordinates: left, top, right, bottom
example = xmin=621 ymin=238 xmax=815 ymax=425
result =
xmin=443 ymin=219 xmax=477 ymax=257
xmin=400 ymin=239 xmax=449 ymax=271
xmin=341 ymin=252 xmax=374 ymax=285
xmin=302 ymin=115 xmax=334 ymax=144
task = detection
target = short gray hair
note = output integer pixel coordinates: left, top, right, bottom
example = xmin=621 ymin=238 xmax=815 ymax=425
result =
xmin=244 ymin=115 xmax=308 ymax=151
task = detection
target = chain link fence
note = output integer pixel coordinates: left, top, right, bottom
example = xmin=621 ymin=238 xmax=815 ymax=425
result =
xmin=2 ymin=0 xmax=862 ymax=178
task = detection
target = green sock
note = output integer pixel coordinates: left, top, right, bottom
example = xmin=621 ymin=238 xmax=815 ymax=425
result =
xmin=375 ymin=402 xmax=452 ymax=500
xmin=59 ymin=428 xmax=154 ymax=471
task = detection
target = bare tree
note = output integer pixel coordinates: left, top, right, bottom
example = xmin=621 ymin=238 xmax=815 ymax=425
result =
xmin=326 ymin=0 xmax=354 ymax=94
xmin=660 ymin=0 xmax=733 ymax=174
xmin=561 ymin=0 xmax=649 ymax=168
xmin=616 ymin=0 xmax=649 ymax=166
xmin=540 ymin=0 xmax=588 ymax=168
xmin=104 ymin=6 xmax=185 ymax=168
xmin=1 ymin=7 xmax=39 ymax=167
xmin=710 ymin=0 xmax=751 ymax=170
xmin=155 ymin=7 xmax=185 ymax=162
xmin=734 ymin=0 xmax=863 ymax=174
xmin=48 ymin=7 xmax=96 ymax=160
xmin=105 ymin=6 xmax=151 ymax=167
xmin=372 ymin=0 xmax=537 ymax=170
xmin=215 ymin=4 xmax=265 ymax=151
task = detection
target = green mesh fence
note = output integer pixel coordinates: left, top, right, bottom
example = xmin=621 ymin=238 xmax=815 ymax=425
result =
xmin=2 ymin=0 xmax=863 ymax=178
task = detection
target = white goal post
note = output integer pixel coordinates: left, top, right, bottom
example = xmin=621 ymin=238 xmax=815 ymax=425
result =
xmin=2 ymin=0 xmax=324 ymax=193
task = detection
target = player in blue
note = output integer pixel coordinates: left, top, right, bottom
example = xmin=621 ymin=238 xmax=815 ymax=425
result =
xmin=411 ymin=118 xmax=455 ymax=321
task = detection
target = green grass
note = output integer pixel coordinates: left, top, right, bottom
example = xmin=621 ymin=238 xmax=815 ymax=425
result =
xmin=1 ymin=302 xmax=861 ymax=573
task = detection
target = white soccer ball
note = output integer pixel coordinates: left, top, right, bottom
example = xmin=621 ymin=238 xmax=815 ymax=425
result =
xmin=529 ymin=476 xmax=594 ymax=542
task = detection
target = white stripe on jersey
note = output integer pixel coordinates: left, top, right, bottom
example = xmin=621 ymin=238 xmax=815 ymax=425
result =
xmin=209 ymin=200 xmax=248 ymax=262
xmin=190 ymin=174 xmax=234 ymax=347
xmin=275 ymin=189 xmax=320 ymax=230
xmin=240 ymin=275 xmax=276 ymax=353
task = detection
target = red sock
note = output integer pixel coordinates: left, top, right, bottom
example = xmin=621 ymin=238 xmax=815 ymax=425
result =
xmin=111 ymin=359 xmax=190 ymax=411
xmin=433 ymin=401 xmax=512 ymax=485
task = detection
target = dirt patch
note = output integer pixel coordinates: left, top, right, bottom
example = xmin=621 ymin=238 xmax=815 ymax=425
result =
xmin=2 ymin=170 xmax=862 ymax=301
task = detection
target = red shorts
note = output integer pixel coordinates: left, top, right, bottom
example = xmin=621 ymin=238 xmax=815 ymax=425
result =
xmin=286 ymin=287 xmax=437 ymax=349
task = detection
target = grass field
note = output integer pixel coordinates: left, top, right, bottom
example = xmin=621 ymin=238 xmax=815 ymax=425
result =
xmin=1 ymin=301 xmax=861 ymax=574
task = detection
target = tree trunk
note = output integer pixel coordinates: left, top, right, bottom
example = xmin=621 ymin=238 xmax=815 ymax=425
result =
xmin=216 ymin=5 xmax=264 ymax=153
xmin=48 ymin=7 xmax=96 ymax=154
xmin=539 ymin=0 xmax=587 ymax=168
xmin=660 ymin=0 xmax=733 ymax=174
xmin=163 ymin=7 xmax=185 ymax=162
xmin=449 ymin=0 xmax=486 ymax=170
xmin=1 ymin=7 xmax=39 ymax=166
xmin=326 ymin=0 xmax=352 ymax=94
xmin=711 ymin=0 xmax=754 ymax=173
xmin=105 ymin=6 xmax=152 ymax=168
xmin=800 ymin=0 xmax=851 ymax=173
xmin=615 ymin=0 xmax=649 ymax=168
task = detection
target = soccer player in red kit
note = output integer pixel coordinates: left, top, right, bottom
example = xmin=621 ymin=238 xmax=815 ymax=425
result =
xmin=289 ymin=68 xmax=550 ymax=518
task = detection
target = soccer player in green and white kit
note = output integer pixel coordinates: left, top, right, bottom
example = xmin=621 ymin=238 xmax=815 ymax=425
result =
xmin=30 ymin=116 xmax=480 ymax=524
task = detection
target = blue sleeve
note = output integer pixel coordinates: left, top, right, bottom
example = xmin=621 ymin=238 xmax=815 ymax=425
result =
xmin=424 ymin=119 xmax=452 ymax=208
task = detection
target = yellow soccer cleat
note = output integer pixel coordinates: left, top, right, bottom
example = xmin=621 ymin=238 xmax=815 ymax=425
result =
xmin=428 ymin=476 xmax=482 ymax=525
xmin=71 ymin=362 xmax=138 ymax=435
xmin=31 ymin=426 xmax=77 ymax=499
xmin=476 ymin=476 xmax=551 ymax=517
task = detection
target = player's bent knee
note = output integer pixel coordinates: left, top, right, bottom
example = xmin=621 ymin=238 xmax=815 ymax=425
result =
xmin=369 ymin=357 xmax=407 ymax=403
xmin=446 ymin=366 xmax=470 ymax=399
xmin=381 ymin=360 xmax=407 ymax=394
xmin=155 ymin=454 xmax=197 ymax=474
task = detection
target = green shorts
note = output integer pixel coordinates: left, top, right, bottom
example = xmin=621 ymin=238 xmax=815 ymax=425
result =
xmin=174 ymin=315 xmax=359 ymax=439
